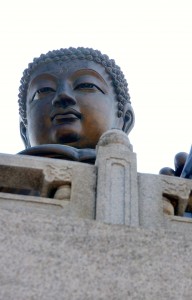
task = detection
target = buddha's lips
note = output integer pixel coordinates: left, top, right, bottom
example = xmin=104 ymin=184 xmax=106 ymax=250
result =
xmin=54 ymin=114 xmax=79 ymax=120
xmin=50 ymin=108 xmax=82 ymax=122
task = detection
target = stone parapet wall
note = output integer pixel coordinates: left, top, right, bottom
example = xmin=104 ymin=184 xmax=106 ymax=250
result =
xmin=1 ymin=130 xmax=192 ymax=299
xmin=0 ymin=209 xmax=192 ymax=300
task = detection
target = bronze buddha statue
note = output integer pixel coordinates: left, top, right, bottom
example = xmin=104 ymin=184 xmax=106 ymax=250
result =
xmin=18 ymin=47 xmax=135 ymax=163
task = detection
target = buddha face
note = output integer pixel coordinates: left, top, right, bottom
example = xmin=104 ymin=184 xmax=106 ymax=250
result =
xmin=22 ymin=59 xmax=133 ymax=149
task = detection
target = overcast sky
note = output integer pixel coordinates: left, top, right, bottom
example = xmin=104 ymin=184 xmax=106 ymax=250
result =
xmin=0 ymin=0 xmax=191 ymax=174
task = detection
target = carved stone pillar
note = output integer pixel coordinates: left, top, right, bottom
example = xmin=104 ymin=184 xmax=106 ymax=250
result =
xmin=95 ymin=129 xmax=139 ymax=226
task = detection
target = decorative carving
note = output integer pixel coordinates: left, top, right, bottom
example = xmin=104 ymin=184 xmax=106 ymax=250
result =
xmin=162 ymin=176 xmax=192 ymax=216
xmin=43 ymin=164 xmax=72 ymax=183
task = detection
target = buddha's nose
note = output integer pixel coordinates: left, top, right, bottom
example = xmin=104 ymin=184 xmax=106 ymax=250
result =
xmin=52 ymin=86 xmax=76 ymax=107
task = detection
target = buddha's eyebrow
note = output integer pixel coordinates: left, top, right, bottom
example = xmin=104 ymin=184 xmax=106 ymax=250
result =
xmin=71 ymin=69 xmax=109 ymax=86
xmin=29 ymin=73 xmax=56 ymax=84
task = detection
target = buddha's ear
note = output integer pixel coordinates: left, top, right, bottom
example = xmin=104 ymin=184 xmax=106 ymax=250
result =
xmin=122 ymin=103 xmax=135 ymax=134
xmin=20 ymin=120 xmax=30 ymax=149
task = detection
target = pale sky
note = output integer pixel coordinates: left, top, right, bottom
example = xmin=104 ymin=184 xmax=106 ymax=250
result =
xmin=0 ymin=0 xmax=191 ymax=174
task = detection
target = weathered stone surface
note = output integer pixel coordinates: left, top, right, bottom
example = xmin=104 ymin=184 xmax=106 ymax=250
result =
xmin=0 ymin=209 xmax=192 ymax=300
xmin=1 ymin=130 xmax=192 ymax=299
xmin=96 ymin=130 xmax=139 ymax=227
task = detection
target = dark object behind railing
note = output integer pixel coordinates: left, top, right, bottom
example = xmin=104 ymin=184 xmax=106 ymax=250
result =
xmin=180 ymin=146 xmax=192 ymax=179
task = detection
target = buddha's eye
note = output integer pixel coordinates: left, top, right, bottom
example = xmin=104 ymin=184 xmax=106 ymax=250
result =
xmin=33 ymin=87 xmax=55 ymax=100
xmin=75 ymin=83 xmax=104 ymax=94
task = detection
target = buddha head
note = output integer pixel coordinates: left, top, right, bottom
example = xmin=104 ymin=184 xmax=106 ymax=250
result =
xmin=18 ymin=47 xmax=135 ymax=149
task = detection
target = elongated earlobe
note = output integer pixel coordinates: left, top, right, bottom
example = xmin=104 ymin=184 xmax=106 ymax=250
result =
xmin=122 ymin=107 xmax=135 ymax=134
xmin=20 ymin=121 xmax=31 ymax=149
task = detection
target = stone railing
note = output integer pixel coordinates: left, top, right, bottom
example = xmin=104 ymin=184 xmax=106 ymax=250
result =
xmin=0 ymin=129 xmax=192 ymax=233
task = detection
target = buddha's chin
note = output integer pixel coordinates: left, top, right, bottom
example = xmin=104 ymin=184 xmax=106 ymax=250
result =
xmin=51 ymin=134 xmax=96 ymax=149
xmin=53 ymin=133 xmax=79 ymax=145
xmin=51 ymin=123 xmax=81 ymax=145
